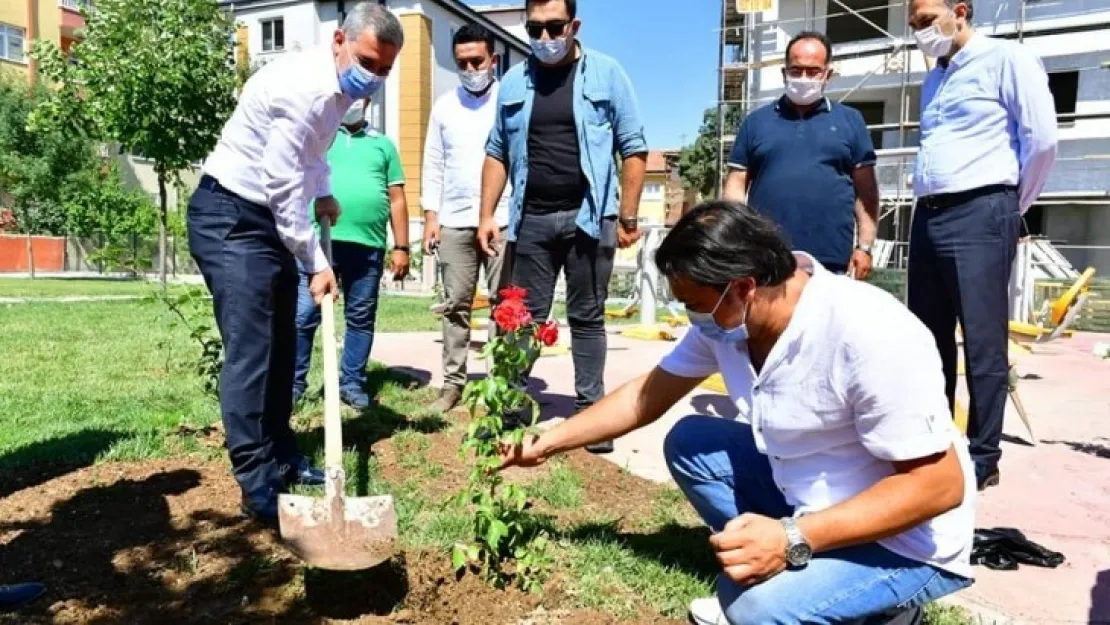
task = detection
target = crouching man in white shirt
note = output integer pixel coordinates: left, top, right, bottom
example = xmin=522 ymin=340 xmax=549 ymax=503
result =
xmin=501 ymin=201 xmax=976 ymax=624
xmin=187 ymin=3 xmax=403 ymax=528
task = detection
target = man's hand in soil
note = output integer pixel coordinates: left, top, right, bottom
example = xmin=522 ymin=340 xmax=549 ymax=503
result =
xmin=499 ymin=434 xmax=547 ymax=470
xmin=710 ymin=514 xmax=789 ymax=586
xmin=309 ymin=268 xmax=339 ymax=305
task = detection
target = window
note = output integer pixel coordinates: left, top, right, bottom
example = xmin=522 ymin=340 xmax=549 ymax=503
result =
xmin=643 ymin=183 xmax=664 ymax=200
xmin=261 ymin=18 xmax=285 ymax=53
xmin=1 ymin=23 xmax=26 ymax=63
xmin=1048 ymin=70 xmax=1079 ymax=122
xmin=825 ymin=0 xmax=890 ymax=45
xmin=843 ymin=101 xmax=885 ymax=149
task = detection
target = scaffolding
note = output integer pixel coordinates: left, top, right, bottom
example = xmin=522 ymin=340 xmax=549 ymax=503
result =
xmin=715 ymin=0 xmax=1110 ymax=269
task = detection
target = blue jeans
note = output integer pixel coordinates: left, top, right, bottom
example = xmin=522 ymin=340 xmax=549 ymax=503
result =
xmin=294 ymin=241 xmax=384 ymax=396
xmin=664 ymin=416 xmax=972 ymax=625
xmin=186 ymin=176 xmax=301 ymax=509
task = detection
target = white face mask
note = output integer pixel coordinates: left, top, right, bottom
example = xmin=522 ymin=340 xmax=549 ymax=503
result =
xmin=914 ymin=16 xmax=956 ymax=58
xmin=342 ymin=100 xmax=366 ymax=126
xmin=459 ymin=67 xmax=493 ymax=94
xmin=785 ymin=77 xmax=825 ymax=106
xmin=531 ymin=36 xmax=570 ymax=65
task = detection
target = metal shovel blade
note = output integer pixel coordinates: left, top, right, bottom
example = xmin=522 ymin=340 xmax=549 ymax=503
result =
xmin=278 ymin=475 xmax=398 ymax=570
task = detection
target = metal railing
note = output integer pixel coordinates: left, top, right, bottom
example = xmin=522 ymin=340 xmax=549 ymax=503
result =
xmin=59 ymin=0 xmax=91 ymax=11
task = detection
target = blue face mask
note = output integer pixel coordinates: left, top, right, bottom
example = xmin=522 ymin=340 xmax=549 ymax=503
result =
xmin=339 ymin=44 xmax=385 ymax=99
xmin=686 ymin=283 xmax=750 ymax=345
xmin=530 ymin=36 xmax=569 ymax=65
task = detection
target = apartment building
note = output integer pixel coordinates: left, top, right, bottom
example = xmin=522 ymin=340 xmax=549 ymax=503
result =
xmin=219 ymin=0 xmax=530 ymax=221
xmin=0 ymin=0 xmax=89 ymax=84
xmin=719 ymin=0 xmax=1110 ymax=273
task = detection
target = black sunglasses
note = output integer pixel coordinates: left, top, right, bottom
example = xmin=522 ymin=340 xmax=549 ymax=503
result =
xmin=524 ymin=20 xmax=569 ymax=39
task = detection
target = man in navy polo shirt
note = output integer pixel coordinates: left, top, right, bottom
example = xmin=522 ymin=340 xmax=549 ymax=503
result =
xmin=723 ymin=31 xmax=880 ymax=278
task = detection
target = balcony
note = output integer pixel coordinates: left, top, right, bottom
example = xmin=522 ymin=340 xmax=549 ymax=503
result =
xmin=59 ymin=0 xmax=91 ymax=44
xmin=59 ymin=0 xmax=92 ymax=11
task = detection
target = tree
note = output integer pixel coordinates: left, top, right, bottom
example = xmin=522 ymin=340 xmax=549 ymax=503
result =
xmin=678 ymin=105 xmax=744 ymax=200
xmin=0 ymin=77 xmax=85 ymax=276
xmin=33 ymin=0 xmax=238 ymax=284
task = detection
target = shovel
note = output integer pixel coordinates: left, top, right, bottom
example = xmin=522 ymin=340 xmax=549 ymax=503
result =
xmin=278 ymin=220 xmax=398 ymax=570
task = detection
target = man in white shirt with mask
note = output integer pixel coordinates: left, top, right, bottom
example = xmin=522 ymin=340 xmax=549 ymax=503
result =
xmin=187 ymin=2 xmax=403 ymax=528
xmin=422 ymin=23 xmax=511 ymax=413
xmin=501 ymin=201 xmax=976 ymax=625
xmin=722 ymin=31 xmax=880 ymax=279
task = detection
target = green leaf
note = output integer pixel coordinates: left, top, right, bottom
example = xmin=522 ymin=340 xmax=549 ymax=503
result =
xmin=451 ymin=543 xmax=469 ymax=571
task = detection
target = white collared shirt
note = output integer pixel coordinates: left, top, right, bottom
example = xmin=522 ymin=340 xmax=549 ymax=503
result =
xmin=421 ymin=84 xmax=509 ymax=229
xmin=202 ymin=46 xmax=352 ymax=273
xmin=660 ymin=253 xmax=976 ymax=579
xmin=914 ymin=34 xmax=1058 ymax=213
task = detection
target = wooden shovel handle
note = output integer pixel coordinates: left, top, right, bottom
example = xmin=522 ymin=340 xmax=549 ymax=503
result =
xmin=319 ymin=221 xmax=344 ymax=472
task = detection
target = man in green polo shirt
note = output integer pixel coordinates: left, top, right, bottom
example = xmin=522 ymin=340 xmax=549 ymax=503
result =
xmin=294 ymin=97 xmax=411 ymax=409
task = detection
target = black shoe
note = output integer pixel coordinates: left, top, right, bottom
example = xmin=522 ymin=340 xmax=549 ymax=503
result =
xmin=340 ymin=387 xmax=371 ymax=410
xmin=240 ymin=495 xmax=279 ymax=530
xmin=585 ymin=440 xmax=615 ymax=455
xmin=285 ymin=457 xmax=325 ymax=487
xmin=0 ymin=583 xmax=45 ymax=612
xmin=977 ymin=469 xmax=1000 ymax=491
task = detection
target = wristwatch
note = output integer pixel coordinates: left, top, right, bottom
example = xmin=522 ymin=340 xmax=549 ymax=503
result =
xmin=856 ymin=243 xmax=873 ymax=256
xmin=393 ymin=245 xmax=410 ymax=253
xmin=619 ymin=217 xmax=639 ymax=230
xmin=781 ymin=517 xmax=813 ymax=567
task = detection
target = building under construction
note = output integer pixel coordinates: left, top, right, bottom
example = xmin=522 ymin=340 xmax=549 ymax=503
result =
xmin=717 ymin=0 xmax=1110 ymax=275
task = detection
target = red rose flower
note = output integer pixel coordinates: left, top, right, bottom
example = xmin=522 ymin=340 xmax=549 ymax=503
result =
xmin=499 ymin=286 xmax=527 ymax=302
xmin=493 ymin=298 xmax=533 ymax=333
xmin=535 ymin=320 xmax=559 ymax=347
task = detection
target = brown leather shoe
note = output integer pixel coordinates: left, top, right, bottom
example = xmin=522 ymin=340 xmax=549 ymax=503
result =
xmin=430 ymin=385 xmax=463 ymax=413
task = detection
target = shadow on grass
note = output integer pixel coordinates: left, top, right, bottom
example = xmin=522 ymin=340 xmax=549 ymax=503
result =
xmin=0 ymin=429 xmax=127 ymax=498
xmin=564 ymin=519 xmax=717 ymax=582
xmin=295 ymin=367 xmax=451 ymax=497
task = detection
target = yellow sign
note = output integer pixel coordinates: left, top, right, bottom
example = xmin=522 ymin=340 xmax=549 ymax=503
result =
xmin=736 ymin=0 xmax=773 ymax=12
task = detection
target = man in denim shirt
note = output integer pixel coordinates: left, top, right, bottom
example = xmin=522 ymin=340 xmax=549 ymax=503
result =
xmin=477 ymin=0 xmax=648 ymax=454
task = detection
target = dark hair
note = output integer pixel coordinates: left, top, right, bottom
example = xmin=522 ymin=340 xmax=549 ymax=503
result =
xmin=526 ymin=0 xmax=577 ymax=20
xmin=654 ymin=201 xmax=797 ymax=289
xmin=452 ymin=23 xmax=495 ymax=54
xmin=785 ymin=30 xmax=833 ymax=67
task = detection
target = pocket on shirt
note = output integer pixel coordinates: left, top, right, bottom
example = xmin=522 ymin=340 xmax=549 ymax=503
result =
xmin=501 ymin=98 xmax=527 ymax=135
xmin=583 ymin=90 xmax=614 ymax=128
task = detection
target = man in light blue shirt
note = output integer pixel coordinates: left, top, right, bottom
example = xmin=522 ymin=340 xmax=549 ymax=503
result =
xmin=476 ymin=0 xmax=648 ymax=454
xmin=908 ymin=0 xmax=1057 ymax=492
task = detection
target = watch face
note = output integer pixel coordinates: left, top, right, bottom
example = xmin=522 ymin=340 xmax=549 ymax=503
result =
xmin=787 ymin=542 xmax=813 ymax=566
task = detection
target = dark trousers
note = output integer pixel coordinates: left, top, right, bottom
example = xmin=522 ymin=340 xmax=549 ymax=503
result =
xmin=907 ymin=185 xmax=1020 ymax=479
xmin=294 ymin=241 xmax=385 ymax=395
xmin=187 ymin=176 xmax=300 ymax=509
xmin=511 ymin=210 xmax=616 ymax=412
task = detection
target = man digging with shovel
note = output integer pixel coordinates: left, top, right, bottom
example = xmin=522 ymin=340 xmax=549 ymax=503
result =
xmin=187 ymin=3 xmax=403 ymax=530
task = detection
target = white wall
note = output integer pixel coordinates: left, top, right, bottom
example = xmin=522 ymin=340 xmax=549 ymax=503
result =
xmin=475 ymin=7 xmax=528 ymax=43
xmin=234 ymin=1 xmax=320 ymax=61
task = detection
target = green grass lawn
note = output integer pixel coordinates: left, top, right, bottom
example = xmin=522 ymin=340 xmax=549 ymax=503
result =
xmin=0 ymin=277 xmax=190 ymax=298
xmin=0 ymin=297 xmax=973 ymax=624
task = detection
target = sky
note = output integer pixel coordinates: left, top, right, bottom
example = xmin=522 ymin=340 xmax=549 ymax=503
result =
xmin=467 ymin=0 xmax=723 ymax=150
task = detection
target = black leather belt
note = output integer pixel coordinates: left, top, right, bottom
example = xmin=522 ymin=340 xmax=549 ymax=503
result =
xmin=918 ymin=184 xmax=1016 ymax=211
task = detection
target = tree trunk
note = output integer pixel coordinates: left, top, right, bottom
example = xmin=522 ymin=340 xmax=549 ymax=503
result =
xmin=158 ymin=171 xmax=168 ymax=286
xmin=25 ymin=231 xmax=35 ymax=279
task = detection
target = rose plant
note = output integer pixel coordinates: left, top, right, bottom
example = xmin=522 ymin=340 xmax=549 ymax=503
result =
xmin=452 ymin=287 xmax=558 ymax=591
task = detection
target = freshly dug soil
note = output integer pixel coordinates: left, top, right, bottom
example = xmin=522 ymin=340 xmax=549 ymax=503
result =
xmin=0 ymin=420 xmax=698 ymax=624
